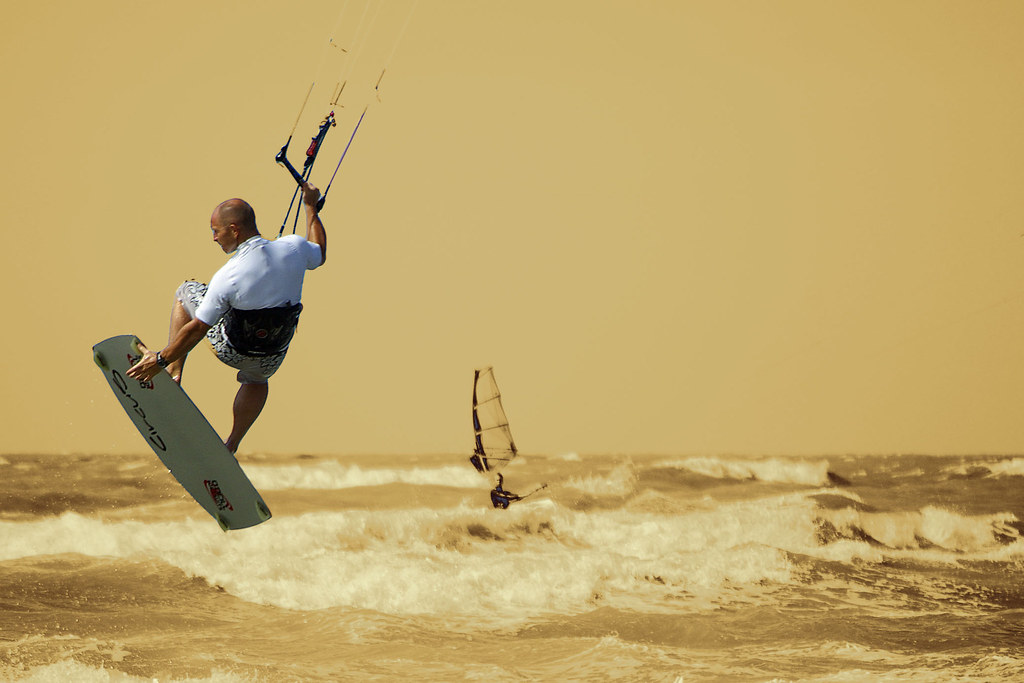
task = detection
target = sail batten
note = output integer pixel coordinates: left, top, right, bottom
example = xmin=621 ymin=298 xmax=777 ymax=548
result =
xmin=470 ymin=367 xmax=518 ymax=473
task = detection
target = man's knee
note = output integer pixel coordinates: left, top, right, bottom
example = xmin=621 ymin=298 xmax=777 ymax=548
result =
xmin=175 ymin=280 xmax=207 ymax=318
xmin=175 ymin=279 xmax=201 ymax=298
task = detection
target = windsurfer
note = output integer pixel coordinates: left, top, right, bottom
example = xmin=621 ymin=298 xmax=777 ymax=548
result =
xmin=126 ymin=181 xmax=327 ymax=454
xmin=490 ymin=473 xmax=522 ymax=509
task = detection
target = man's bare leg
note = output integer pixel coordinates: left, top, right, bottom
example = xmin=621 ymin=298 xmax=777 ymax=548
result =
xmin=225 ymin=382 xmax=269 ymax=454
xmin=166 ymin=298 xmax=192 ymax=384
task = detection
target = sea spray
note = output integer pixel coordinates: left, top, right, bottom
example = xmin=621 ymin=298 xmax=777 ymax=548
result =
xmin=4 ymin=452 xmax=1024 ymax=681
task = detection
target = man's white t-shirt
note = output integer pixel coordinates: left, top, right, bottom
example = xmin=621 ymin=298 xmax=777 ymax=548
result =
xmin=195 ymin=235 xmax=323 ymax=327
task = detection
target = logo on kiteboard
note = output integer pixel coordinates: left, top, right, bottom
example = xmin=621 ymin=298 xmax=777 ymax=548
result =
xmin=205 ymin=479 xmax=234 ymax=511
xmin=110 ymin=369 xmax=166 ymax=452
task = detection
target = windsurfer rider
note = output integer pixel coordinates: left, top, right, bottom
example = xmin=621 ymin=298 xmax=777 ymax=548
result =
xmin=127 ymin=181 xmax=327 ymax=454
xmin=490 ymin=473 xmax=522 ymax=509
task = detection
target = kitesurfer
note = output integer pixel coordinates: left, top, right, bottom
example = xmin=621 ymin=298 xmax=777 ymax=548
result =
xmin=127 ymin=181 xmax=327 ymax=454
xmin=490 ymin=473 xmax=522 ymax=509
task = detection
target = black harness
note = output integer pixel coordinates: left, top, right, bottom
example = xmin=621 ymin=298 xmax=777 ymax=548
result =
xmin=223 ymin=303 xmax=303 ymax=356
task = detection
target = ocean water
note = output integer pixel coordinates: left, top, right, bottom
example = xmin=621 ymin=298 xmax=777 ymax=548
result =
xmin=1 ymin=451 xmax=1023 ymax=682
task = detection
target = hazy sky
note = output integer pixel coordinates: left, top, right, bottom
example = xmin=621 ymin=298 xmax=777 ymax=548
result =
xmin=3 ymin=1 xmax=1024 ymax=458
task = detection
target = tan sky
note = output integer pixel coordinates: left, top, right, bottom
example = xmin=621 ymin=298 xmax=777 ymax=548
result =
xmin=3 ymin=0 xmax=1024 ymax=457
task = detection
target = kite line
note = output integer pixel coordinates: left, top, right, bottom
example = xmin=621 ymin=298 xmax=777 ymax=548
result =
xmin=275 ymin=0 xmax=418 ymax=237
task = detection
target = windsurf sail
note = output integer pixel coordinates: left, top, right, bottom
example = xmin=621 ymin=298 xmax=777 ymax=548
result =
xmin=470 ymin=367 xmax=518 ymax=473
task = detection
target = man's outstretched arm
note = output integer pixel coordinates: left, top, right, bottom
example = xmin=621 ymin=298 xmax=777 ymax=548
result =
xmin=127 ymin=317 xmax=211 ymax=382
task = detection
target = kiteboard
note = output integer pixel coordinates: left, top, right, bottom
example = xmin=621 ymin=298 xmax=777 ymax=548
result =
xmin=92 ymin=334 xmax=272 ymax=531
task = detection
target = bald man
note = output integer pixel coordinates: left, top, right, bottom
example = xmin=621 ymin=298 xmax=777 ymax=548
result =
xmin=489 ymin=473 xmax=522 ymax=509
xmin=128 ymin=181 xmax=326 ymax=453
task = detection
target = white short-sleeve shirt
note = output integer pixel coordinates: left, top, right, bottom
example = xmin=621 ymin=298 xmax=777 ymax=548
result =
xmin=195 ymin=234 xmax=323 ymax=327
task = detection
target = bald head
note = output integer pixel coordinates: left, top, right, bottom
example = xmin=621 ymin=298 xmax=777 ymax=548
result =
xmin=213 ymin=198 xmax=258 ymax=236
xmin=210 ymin=198 xmax=260 ymax=254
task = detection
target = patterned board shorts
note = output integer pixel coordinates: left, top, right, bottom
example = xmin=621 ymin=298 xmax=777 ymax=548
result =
xmin=176 ymin=280 xmax=289 ymax=384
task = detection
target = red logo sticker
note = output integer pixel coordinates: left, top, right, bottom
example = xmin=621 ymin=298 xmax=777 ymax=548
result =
xmin=204 ymin=479 xmax=234 ymax=511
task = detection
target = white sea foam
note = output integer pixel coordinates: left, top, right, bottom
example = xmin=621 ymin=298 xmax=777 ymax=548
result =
xmin=985 ymin=458 xmax=1024 ymax=477
xmin=944 ymin=457 xmax=1024 ymax=478
xmin=2 ymin=477 xmax=1019 ymax=624
xmin=0 ymin=495 xmax=807 ymax=619
xmin=3 ymin=453 xmax=1021 ymax=681
xmin=656 ymin=456 xmax=833 ymax=486
xmin=563 ymin=462 xmax=638 ymax=496
xmin=816 ymin=503 xmax=1023 ymax=556
xmin=245 ymin=461 xmax=483 ymax=490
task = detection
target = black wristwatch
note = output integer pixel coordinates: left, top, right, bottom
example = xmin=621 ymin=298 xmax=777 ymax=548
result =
xmin=155 ymin=352 xmax=169 ymax=368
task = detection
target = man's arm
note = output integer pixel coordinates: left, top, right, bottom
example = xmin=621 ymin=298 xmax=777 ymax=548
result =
xmin=301 ymin=181 xmax=326 ymax=265
xmin=127 ymin=317 xmax=211 ymax=382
